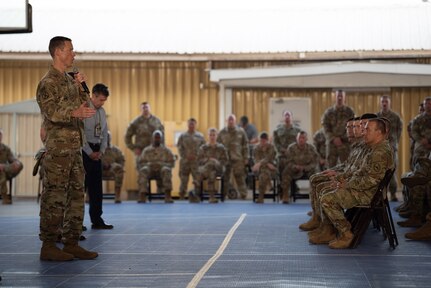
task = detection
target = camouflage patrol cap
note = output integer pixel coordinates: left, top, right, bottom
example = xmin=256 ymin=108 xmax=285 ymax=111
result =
xmin=360 ymin=113 xmax=377 ymax=119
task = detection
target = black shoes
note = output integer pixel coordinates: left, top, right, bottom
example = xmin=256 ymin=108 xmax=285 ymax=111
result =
xmin=91 ymin=223 xmax=114 ymax=230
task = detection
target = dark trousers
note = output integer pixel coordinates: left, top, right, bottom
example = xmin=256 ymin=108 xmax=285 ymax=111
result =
xmin=83 ymin=151 xmax=104 ymax=225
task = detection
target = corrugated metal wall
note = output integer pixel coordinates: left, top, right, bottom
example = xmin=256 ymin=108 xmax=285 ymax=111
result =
xmin=0 ymin=58 xmax=430 ymax=196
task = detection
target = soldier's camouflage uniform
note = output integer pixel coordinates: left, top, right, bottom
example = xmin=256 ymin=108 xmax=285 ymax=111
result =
xmin=36 ymin=66 xmax=89 ymax=244
xmin=309 ymin=140 xmax=370 ymax=222
xmin=125 ymin=114 xmax=164 ymax=169
xmin=411 ymin=112 xmax=431 ymax=166
xmin=0 ymin=142 xmax=23 ymax=203
xmin=377 ymin=109 xmax=403 ymax=197
xmin=137 ymin=143 xmax=175 ymax=201
xmin=313 ymin=128 xmax=327 ymax=171
xmin=403 ymin=155 xmax=431 ymax=221
xmin=217 ymin=126 xmax=249 ymax=198
xmin=282 ymin=142 xmax=319 ymax=201
xmin=320 ymin=140 xmax=394 ymax=234
xmin=252 ymin=142 xmax=277 ymax=199
xmin=193 ymin=143 xmax=228 ymax=199
xmin=321 ymin=105 xmax=355 ymax=168
xmin=273 ymin=124 xmax=301 ymax=176
xmin=102 ymin=144 xmax=125 ymax=192
xmin=177 ymin=131 xmax=205 ymax=198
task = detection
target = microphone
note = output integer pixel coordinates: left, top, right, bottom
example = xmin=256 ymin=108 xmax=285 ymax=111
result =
xmin=72 ymin=67 xmax=90 ymax=94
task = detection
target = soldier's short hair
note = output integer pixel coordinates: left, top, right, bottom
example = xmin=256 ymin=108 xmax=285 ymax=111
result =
xmin=240 ymin=116 xmax=249 ymax=125
xmin=188 ymin=118 xmax=197 ymax=124
xmin=298 ymin=130 xmax=307 ymax=137
xmin=282 ymin=110 xmax=292 ymax=117
xmin=335 ymin=89 xmax=346 ymax=96
xmin=141 ymin=102 xmax=149 ymax=106
xmin=369 ymin=118 xmax=387 ymax=134
xmin=208 ymin=127 xmax=217 ymax=134
xmin=92 ymin=83 xmax=109 ymax=97
xmin=49 ymin=36 xmax=71 ymax=58
xmin=378 ymin=117 xmax=391 ymax=134
xmin=259 ymin=132 xmax=269 ymax=140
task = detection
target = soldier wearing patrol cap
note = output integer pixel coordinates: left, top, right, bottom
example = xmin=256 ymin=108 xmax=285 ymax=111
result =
xmin=137 ymin=130 xmax=176 ymax=203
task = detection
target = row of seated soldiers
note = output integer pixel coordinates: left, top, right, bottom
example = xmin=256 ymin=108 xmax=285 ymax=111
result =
xmin=134 ymin=117 xmax=320 ymax=204
xmin=298 ymin=113 xmax=395 ymax=248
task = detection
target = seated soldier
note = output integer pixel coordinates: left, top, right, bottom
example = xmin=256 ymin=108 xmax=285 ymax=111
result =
xmin=252 ymin=132 xmax=277 ymax=203
xmin=102 ymin=131 xmax=125 ymax=203
xmin=137 ymin=130 xmax=175 ymax=203
xmin=191 ymin=128 xmax=228 ymax=203
xmin=281 ymin=131 xmax=319 ymax=204
xmin=299 ymin=115 xmax=375 ymax=232
xmin=316 ymin=118 xmax=394 ymax=249
xmin=397 ymin=152 xmax=431 ymax=228
xmin=0 ymin=129 xmax=23 ymax=204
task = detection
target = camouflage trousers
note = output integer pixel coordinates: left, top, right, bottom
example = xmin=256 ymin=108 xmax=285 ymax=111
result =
xmin=326 ymin=142 xmax=350 ymax=168
xmin=320 ymin=187 xmax=372 ymax=234
xmin=309 ymin=172 xmax=333 ymax=217
xmin=39 ymin=149 xmax=85 ymax=244
xmin=407 ymin=183 xmax=431 ymax=217
xmin=255 ymin=166 xmax=277 ymax=195
xmin=179 ymin=160 xmax=199 ymax=194
xmin=195 ymin=161 xmax=224 ymax=193
xmin=224 ymin=160 xmax=247 ymax=198
xmin=281 ymin=167 xmax=316 ymax=199
xmin=0 ymin=162 xmax=23 ymax=195
xmin=102 ymin=163 xmax=124 ymax=190
xmin=138 ymin=166 xmax=172 ymax=194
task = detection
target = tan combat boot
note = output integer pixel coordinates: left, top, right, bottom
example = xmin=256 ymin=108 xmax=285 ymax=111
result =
xmin=307 ymin=224 xmax=324 ymax=238
xmin=114 ymin=187 xmax=121 ymax=204
xmin=256 ymin=190 xmax=265 ymax=204
xmin=179 ymin=191 xmax=186 ymax=200
xmin=281 ymin=189 xmax=289 ymax=204
xmin=63 ymin=243 xmax=98 ymax=260
xmin=309 ymin=223 xmax=336 ymax=244
xmin=329 ymin=230 xmax=354 ymax=249
xmin=164 ymin=191 xmax=174 ymax=204
xmin=40 ymin=242 xmax=74 ymax=261
xmin=2 ymin=193 xmax=12 ymax=205
xmin=299 ymin=215 xmax=320 ymax=231
xmin=137 ymin=192 xmax=147 ymax=203
xmin=405 ymin=221 xmax=431 ymax=240
xmin=397 ymin=214 xmax=424 ymax=228
xmin=209 ymin=191 xmax=218 ymax=204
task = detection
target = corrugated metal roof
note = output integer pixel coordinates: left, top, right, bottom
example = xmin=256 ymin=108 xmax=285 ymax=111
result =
xmin=0 ymin=0 xmax=431 ymax=54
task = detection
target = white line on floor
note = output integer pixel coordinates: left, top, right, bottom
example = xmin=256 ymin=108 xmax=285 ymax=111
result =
xmin=186 ymin=213 xmax=247 ymax=288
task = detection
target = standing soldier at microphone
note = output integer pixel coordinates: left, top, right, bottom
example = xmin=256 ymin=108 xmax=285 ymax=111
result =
xmin=36 ymin=36 xmax=98 ymax=261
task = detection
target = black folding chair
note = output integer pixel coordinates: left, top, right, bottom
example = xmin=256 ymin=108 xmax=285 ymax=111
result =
xmin=345 ymin=168 xmax=398 ymax=249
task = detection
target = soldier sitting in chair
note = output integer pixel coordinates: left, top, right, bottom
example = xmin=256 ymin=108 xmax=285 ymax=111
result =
xmin=102 ymin=131 xmax=125 ymax=203
xmin=191 ymin=128 xmax=228 ymax=203
xmin=137 ymin=130 xmax=175 ymax=203
xmin=252 ymin=132 xmax=277 ymax=204
xmin=0 ymin=129 xmax=23 ymax=204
